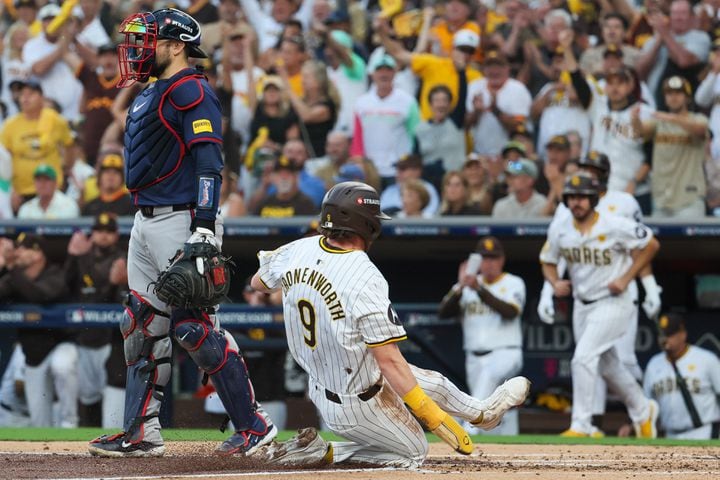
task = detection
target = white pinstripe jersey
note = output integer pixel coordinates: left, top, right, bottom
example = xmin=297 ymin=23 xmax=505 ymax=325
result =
xmin=540 ymin=212 xmax=653 ymax=302
xmin=643 ymin=346 xmax=720 ymax=432
xmin=459 ymin=273 xmax=525 ymax=352
xmin=256 ymin=236 xmax=406 ymax=395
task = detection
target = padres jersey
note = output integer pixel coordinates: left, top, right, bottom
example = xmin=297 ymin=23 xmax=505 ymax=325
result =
xmin=643 ymin=346 xmax=720 ymax=433
xmin=540 ymin=212 xmax=653 ymax=302
xmin=459 ymin=274 xmax=525 ymax=352
xmin=256 ymin=236 xmax=406 ymax=396
xmin=587 ymin=87 xmax=654 ymax=193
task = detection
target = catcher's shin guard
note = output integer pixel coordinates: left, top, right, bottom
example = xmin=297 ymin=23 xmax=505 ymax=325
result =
xmin=174 ymin=311 xmax=265 ymax=432
xmin=121 ymin=292 xmax=172 ymax=443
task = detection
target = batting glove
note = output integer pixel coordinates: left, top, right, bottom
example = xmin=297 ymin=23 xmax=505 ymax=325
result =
xmin=403 ymin=385 xmax=473 ymax=455
xmin=641 ymin=275 xmax=662 ymax=319
xmin=537 ymin=281 xmax=555 ymax=324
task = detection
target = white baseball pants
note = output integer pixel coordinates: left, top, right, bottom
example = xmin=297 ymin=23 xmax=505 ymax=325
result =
xmin=24 ymin=342 xmax=78 ymax=427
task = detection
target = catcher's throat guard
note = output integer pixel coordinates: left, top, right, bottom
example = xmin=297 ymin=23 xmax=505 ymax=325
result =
xmin=153 ymin=242 xmax=231 ymax=309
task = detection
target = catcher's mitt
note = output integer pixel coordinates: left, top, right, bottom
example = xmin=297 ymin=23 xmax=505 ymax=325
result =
xmin=153 ymin=242 xmax=232 ymax=309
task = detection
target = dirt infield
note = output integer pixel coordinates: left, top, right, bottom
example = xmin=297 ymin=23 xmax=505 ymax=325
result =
xmin=1 ymin=441 xmax=718 ymax=480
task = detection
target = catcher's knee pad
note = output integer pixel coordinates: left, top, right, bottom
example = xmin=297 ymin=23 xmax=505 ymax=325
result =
xmin=174 ymin=311 xmax=264 ymax=432
xmin=121 ymin=292 xmax=172 ymax=440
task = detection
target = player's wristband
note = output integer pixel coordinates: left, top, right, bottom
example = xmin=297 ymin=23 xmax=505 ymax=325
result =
xmin=402 ymin=385 xmax=444 ymax=429
xmin=191 ymin=217 xmax=215 ymax=234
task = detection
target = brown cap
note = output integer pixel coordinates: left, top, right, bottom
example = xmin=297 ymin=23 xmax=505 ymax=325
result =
xmin=657 ymin=313 xmax=685 ymax=338
xmin=546 ymin=134 xmax=570 ymax=150
xmin=483 ymin=50 xmax=508 ymax=66
xmin=15 ymin=232 xmax=48 ymax=256
xmin=393 ymin=154 xmax=422 ymax=170
xmin=605 ymin=65 xmax=633 ymax=82
xmin=475 ymin=236 xmax=504 ymax=257
xmin=92 ymin=212 xmax=119 ymax=232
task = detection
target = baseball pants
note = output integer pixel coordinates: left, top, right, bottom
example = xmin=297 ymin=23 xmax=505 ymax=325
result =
xmin=309 ymin=364 xmax=485 ymax=467
xmin=125 ymin=210 xmax=224 ymax=443
xmin=464 ymin=347 xmax=523 ymax=435
xmin=0 ymin=345 xmax=31 ymax=427
xmin=570 ymin=293 xmax=651 ymax=434
xmin=24 ymin=342 xmax=78 ymax=428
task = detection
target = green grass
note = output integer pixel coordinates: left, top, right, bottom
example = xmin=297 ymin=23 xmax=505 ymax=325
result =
xmin=0 ymin=428 xmax=717 ymax=447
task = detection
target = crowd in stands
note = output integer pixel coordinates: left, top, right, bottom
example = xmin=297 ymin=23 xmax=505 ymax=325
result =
xmin=0 ymin=0 xmax=718 ymax=219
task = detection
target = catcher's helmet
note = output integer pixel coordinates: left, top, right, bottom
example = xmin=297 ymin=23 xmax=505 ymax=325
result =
xmin=318 ymin=182 xmax=390 ymax=248
xmin=117 ymin=8 xmax=207 ymax=87
xmin=562 ymin=172 xmax=600 ymax=208
xmin=577 ymin=150 xmax=610 ymax=185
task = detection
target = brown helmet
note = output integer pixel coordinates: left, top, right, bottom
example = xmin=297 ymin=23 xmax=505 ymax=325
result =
xmin=318 ymin=182 xmax=390 ymax=248
xmin=578 ymin=151 xmax=610 ymax=186
xmin=562 ymin=172 xmax=600 ymax=208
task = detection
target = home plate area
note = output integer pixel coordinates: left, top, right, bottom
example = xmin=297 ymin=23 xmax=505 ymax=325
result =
xmin=1 ymin=441 xmax=718 ymax=480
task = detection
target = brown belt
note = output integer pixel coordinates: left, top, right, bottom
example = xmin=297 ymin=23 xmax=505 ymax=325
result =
xmin=325 ymin=383 xmax=382 ymax=405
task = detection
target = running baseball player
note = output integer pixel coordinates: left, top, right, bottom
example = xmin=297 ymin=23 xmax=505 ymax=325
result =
xmin=249 ymin=182 xmax=530 ymax=468
xmin=88 ymin=8 xmax=275 ymax=457
xmin=438 ymin=236 xmax=525 ymax=435
xmin=540 ymin=172 xmax=660 ymax=438
xmin=644 ymin=313 xmax=720 ymax=439
xmin=538 ymin=151 xmax=662 ymax=426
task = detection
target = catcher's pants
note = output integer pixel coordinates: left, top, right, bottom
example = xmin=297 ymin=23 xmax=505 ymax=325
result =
xmin=310 ymin=364 xmax=484 ymax=468
xmin=570 ymin=293 xmax=650 ymax=434
xmin=77 ymin=344 xmax=111 ymax=405
xmin=124 ymin=210 xmax=224 ymax=443
xmin=24 ymin=342 xmax=78 ymax=428
xmin=464 ymin=347 xmax=522 ymax=435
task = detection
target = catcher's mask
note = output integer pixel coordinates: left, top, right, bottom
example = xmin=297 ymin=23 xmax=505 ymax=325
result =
xmin=117 ymin=8 xmax=207 ymax=88
xmin=318 ymin=181 xmax=390 ymax=249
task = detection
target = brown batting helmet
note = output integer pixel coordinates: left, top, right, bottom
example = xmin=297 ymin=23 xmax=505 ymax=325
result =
xmin=318 ymin=182 xmax=390 ymax=248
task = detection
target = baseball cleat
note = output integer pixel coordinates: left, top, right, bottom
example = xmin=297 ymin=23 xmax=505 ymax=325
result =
xmin=559 ymin=428 xmax=605 ymax=438
xmin=216 ymin=423 xmax=278 ymax=456
xmin=635 ymin=399 xmax=659 ymax=439
xmin=472 ymin=376 xmax=531 ymax=430
xmin=88 ymin=432 xmax=166 ymax=457
xmin=252 ymin=427 xmax=332 ymax=466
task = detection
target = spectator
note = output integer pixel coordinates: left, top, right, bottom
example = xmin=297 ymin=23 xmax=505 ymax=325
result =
xmin=350 ymin=54 xmax=420 ymax=183
xmin=0 ymin=79 xmax=73 ymax=209
xmin=632 ymin=76 xmax=709 ymax=217
xmin=565 ymin=29 xmax=655 ymax=213
xmin=438 ymin=236 xmax=525 ymax=434
xmin=279 ymin=138 xmax=327 ymax=207
xmin=695 ymin=39 xmax=720 ymax=215
xmin=17 ymin=164 xmax=79 ymax=219
xmin=643 ymin=313 xmax=720 ymax=440
xmin=0 ymin=233 xmax=76 ymax=428
xmin=427 ymin=0 xmax=480 ymax=58
xmin=239 ymin=0 xmax=316 ymax=53
xmin=1 ymin=22 xmax=32 ymax=119
xmin=280 ymin=59 xmax=338 ymax=157
xmin=440 ymin=170 xmax=483 ymax=216
xmin=502 ymin=140 xmax=527 ymax=162
xmin=538 ymin=134 xmax=573 ymax=203
xmin=397 ymin=178 xmax=432 ymax=218
xmin=313 ymin=132 xmax=380 ymax=190
xmin=75 ymin=43 xmax=120 ymax=166
xmin=415 ymin=85 xmax=466 ymax=189
xmin=81 ymin=151 xmax=133 ymax=217
xmin=379 ymin=19 xmax=481 ymax=120
xmin=466 ymin=51 xmax=532 ymax=157
xmin=636 ymin=0 xmax=711 ymax=108
xmin=219 ymin=168 xmax=247 ymax=217
xmin=251 ymin=155 xmax=317 ymax=217
xmin=509 ymin=124 xmax=538 ymax=161
xmin=596 ymin=45 xmax=656 ymax=108
xmin=248 ymin=75 xmax=300 ymax=152
xmin=222 ymin=26 xmax=267 ymax=148
xmin=200 ymin=0 xmax=247 ymax=58
xmin=531 ymin=50 xmax=590 ymax=161
xmin=380 ymin=154 xmax=440 ymax=216
xmin=520 ymin=8 xmax=574 ymax=96
xmin=74 ymin=0 xmax=111 ymax=50
xmin=579 ymin=13 xmax=642 ymax=76
xmin=10 ymin=0 xmax=39 ymax=35
xmin=321 ymin=29 xmax=367 ymax=135
xmin=278 ymin=36 xmax=309 ymax=97
xmin=0 ymin=145 xmax=12 ymax=219
xmin=490 ymin=0 xmax=536 ymax=75
xmin=492 ymin=158 xmax=548 ymax=218
xmin=462 ymin=154 xmax=494 ymax=215
xmin=0 ymin=344 xmax=30 ymax=427
xmin=65 ymin=212 xmax=127 ymax=426
xmin=22 ymin=3 xmax=84 ymax=122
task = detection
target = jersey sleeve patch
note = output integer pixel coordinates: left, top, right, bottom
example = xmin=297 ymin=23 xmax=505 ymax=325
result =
xmin=192 ymin=119 xmax=213 ymax=134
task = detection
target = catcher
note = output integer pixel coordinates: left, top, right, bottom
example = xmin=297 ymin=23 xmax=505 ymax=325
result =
xmin=88 ymin=8 xmax=276 ymax=457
